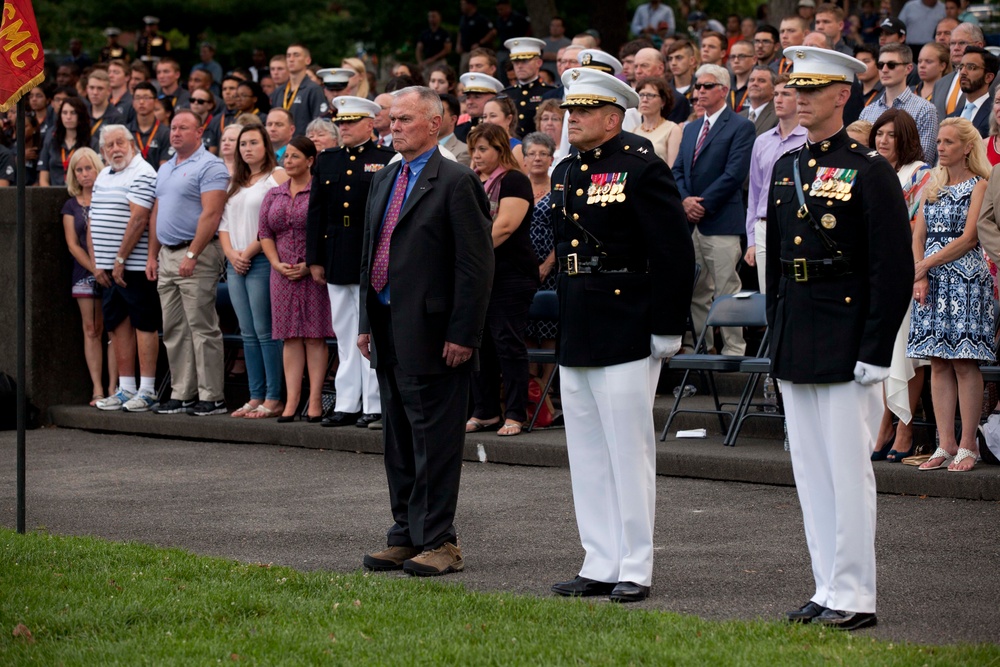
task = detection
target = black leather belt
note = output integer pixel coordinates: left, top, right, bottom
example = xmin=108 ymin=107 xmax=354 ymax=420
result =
xmin=558 ymin=253 xmax=647 ymax=275
xmin=163 ymin=236 xmax=218 ymax=251
xmin=780 ymin=256 xmax=853 ymax=282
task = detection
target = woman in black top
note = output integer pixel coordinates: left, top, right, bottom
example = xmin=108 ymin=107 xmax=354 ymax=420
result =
xmin=466 ymin=122 xmax=539 ymax=436
xmin=38 ymin=96 xmax=91 ymax=187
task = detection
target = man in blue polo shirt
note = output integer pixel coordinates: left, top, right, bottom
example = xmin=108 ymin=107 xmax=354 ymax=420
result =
xmin=146 ymin=108 xmax=231 ymax=416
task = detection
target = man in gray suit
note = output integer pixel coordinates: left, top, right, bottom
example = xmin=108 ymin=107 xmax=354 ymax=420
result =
xmin=740 ymin=66 xmax=779 ymax=136
xmin=438 ymin=93 xmax=470 ymax=167
xmin=932 ymin=22 xmax=985 ymax=119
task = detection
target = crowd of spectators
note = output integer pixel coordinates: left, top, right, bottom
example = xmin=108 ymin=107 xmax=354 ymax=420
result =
xmin=31 ymin=2 xmax=1000 ymax=463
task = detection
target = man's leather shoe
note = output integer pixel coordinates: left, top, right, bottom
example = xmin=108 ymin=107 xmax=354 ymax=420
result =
xmin=362 ymin=545 xmax=421 ymax=571
xmin=786 ymin=601 xmax=827 ymax=623
xmin=356 ymin=413 xmax=381 ymax=428
xmin=402 ymin=542 xmax=464 ymax=576
xmin=609 ymin=581 xmax=650 ymax=603
xmin=813 ymin=608 xmax=878 ymax=631
xmin=321 ymin=411 xmax=361 ymax=427
xmin=551 ymin=576 xmax=616 ymax=597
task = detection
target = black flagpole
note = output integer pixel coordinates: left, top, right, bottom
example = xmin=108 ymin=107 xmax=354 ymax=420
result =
xmin=16 ymin=95 xmax=26 ymax=534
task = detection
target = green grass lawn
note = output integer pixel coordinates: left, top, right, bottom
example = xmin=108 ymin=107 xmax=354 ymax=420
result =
xmin=1 ymin=529 xmax=996 ymax=666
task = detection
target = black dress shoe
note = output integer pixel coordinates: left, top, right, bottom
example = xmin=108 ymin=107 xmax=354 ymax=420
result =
xmin=786 ymin=601 xmax=828 ymax=623
xmin=306 ymin=415 xmax=324 ymax=423
xmin=321 ymin=411 xmax=362 ymax=427
xmin=276 ymin=414 xmax=298 ymax=423
xmin=356 ymin=413 xmax=381 ymax=427
xmin=813 ymin=608 xmax=878 ymax=631
xmin=609 ymin=581 xmax=650 ymax=603
xmin=551 ymin=576 xmax=616 ymax=597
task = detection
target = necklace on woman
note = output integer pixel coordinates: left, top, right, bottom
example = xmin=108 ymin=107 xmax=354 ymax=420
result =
xmin=641 ymin=117 xmax=664 ymax=132
xmin=532 ymin=185 xmax=548 ymax=201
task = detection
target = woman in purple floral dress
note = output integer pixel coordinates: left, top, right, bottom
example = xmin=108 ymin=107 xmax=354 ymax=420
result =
xmin=258 ymin=137 xmax=333 ymax=422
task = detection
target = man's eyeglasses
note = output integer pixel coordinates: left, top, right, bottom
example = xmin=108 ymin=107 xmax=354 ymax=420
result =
xmin=957 ymin=63 xmax=984 ymax=72
xmin=190 ymin=98 xmax=212 ymax=104
xmin=693 ymin=82 xmax=722 ymax=90
xmin=729 ymin=54 xmax=754 ymax=60
xmin=876 ymin=61 xmax=904 ymax=70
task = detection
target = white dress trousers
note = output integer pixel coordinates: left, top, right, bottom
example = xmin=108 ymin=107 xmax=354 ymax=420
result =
xmin=561 ymin=356 xmax=661 ymax=587
xmin=781 ymin=379 xmax=881 ymax=613
xmin=328 ymin=284 xmax=380 ymax=413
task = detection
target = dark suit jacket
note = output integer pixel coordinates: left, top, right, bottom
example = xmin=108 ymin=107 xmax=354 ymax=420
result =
xmin=359 ymin=148 xmax=494 ymax=376
xmin=740 ymin=101 xmax=778 ymax=136
xmin=947 ymin=93 xmax=994 ymax=138
xmin=672 ymin=106 xmax=756 ymax=236
xmin=932 ymin=71 xmax=964 ymax=120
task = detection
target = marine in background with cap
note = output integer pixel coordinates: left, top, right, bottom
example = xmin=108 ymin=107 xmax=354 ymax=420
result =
xmin=99 ymin=28 xmax=128 ymax=64
xmin=548 ymin=67 xmax=694 ymax=604
xmin=766 ymin=46 xmax=912 ymax=631
xmin=317 ymin=68 xmax=356 ymax=120
xmin=136 ymin=16 xmax=170 ymax=65
xmin=502 ymin=37 xmax=553 ymax=136
xmin=454 ymin=71 xmax=505 ymax=142
xmin=306 ymin=96 xmax=394 ymax=430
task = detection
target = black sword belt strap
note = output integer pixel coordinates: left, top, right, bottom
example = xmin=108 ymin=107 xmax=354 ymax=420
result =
xmin=793 ymin=151 xmax=842 ymax=258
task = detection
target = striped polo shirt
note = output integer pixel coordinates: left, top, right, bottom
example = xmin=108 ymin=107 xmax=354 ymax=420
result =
xmin=90 ymin=153 xmax=157 ymax=271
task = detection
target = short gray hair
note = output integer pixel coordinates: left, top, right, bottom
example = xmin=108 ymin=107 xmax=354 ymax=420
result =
xmin=98 ymin=124 xmax=134 ymax=150
xmin=393 ymin=85 xmax=444 ymax=119
xmin=695 ymin=63 xmax=730 ymax=90
xmin=306 ymin=117 xmax=341 ymax=143
xmin=751 ymin=65 xmax=778 ymax=85
xmin=522 ymin=131 xmax=556 ymax=155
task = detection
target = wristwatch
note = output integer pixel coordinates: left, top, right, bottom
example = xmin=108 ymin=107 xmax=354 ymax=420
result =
xmin=185 ymin=251 xmax=197 ymax=260
xmin=115 ymin=256 xmax=125 ymax=265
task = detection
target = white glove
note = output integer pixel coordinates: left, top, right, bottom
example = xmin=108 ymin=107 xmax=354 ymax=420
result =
xmin=651 ymin=334 xmax=683 ymax=360
xmin=853 ymin=361 xmax=889 ymax=386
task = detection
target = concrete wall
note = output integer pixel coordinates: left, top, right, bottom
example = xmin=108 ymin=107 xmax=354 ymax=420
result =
xmin=0 ymin=186 xmax=93 ymax=419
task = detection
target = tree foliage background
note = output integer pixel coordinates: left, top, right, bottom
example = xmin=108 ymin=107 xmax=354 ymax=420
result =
xmin=37 ymin=0 xmax=764 ymax=74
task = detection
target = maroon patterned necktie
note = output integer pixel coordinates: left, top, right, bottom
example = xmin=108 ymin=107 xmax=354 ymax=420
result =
xmin=370 ymin=164 xmax=410 ymax=293
xmin=692 ymin=118 xmax=710 ymax=166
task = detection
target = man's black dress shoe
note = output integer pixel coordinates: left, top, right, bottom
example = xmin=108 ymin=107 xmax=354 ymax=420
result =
xmin=321 ymin=411 xmax=361 ymax=427
xmin=813 ymin=608 xmax=877 ymax=631
xmin=356 ymin=413 xmax=381 ymax=427
xmin=786 ymin=601 xmax=827 ymax=623
xmin=551 ymin=576 xmax=616 ymax=597
xmin=609 ymin=581 xmax=650 ymax=603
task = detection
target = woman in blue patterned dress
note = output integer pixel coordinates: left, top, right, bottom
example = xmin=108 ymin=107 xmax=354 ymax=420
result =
xmin=908 ymin=118 xmax=994 ymax=472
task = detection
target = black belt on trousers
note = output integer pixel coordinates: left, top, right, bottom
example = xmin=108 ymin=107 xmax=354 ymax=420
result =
xmin=780 ymin=256 xmax=853 ymax=282
xmin=163 ymin=236 xmax=218 ymax=251
xmin=557 ymin=254 xmax=647 ymax=275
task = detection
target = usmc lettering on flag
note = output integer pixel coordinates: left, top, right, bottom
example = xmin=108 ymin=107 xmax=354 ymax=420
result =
xmin=0 ymin=0 xmax=45 ymax=112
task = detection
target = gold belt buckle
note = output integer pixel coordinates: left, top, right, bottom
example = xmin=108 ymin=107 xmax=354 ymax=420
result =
xmin=566 ymin=253 xmax=579 ymax=276
xmin=793 ymin=258 xmax=808 ymax=283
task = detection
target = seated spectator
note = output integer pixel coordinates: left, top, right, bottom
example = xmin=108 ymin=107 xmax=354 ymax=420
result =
xmin=481 ymin=94 xmax=524 ymax=165
xmin=258 ymin=137 xmax=332 ymax=422
xmin=305 ymin=118 xmax=340 ymax=152
xmin=89 ymin=125 xmax=161 ymax=413
xmin=908 ymin=118 xmax=994 ymax=472
xmin=534 ymin=98 xmax=563 ymax=157
xmin=633 ymin=76 xmax=682 ymax=165
xmin=869 ymin=110 xmax=933 ymax=463
xmin=847 ymin=119 xmax=874 ymax=145
xmin=63 ymin=147 xmax=116 ymax=405
xmin=466 ymin=123 xmax=538 ymax=437
xmin=219 ymin=123 xmax=243 ymax=175
xmin=220 ymin=125 xmax=290 ymax=420
xmin=438 ymin=93 xmax=470 ymax=166
xmin=38 ymin=96 xmax=91 ymax=187
xmin=429 ymin=64 xmax=457 ymax=95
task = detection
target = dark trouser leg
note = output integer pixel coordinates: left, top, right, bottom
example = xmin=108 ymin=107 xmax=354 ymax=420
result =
xmin=378 ymin=361 xmax=417 ymax=548
xmin=470 ymin=321 xmax=500 ymax=420
xmin=492 ymin=305 xmax=531 ymax=423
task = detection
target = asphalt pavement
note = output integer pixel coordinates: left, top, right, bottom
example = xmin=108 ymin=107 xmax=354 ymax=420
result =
xmin=3 ymin=428 xmax=999 ymax=646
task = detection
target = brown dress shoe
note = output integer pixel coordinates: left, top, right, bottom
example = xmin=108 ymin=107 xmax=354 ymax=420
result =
xmin=402 ymin=542 xmax=464 ymax=577
xmin=363 ymin=545 xmax=421 ymax=571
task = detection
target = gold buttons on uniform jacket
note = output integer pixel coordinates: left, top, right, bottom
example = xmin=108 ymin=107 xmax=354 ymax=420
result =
xmin=776 ymin=198 xmax=781 ymax=204
xmin=576 ymin=188 xmax=584 ymax=196
xmin=614 ymin=289 xmax=621 ymax=296
xmin=571 ymin=239 xmax=580 ymax=247
xmin=624 ymin=145 xmax=630 ymax=150
xmin=343 ymin=202 xmax=349 ymax=208
xmin=346 ymin=170 xmax=353 ymax=175
xmin=519 ymin=114 xmax=524 ymax=119
xmin=845 ymin=297 xmax=852 ymax=304
xmin=325 ymin=180 xmax=330 ymax=184
xmin=573 ymin=213 xmax=580 ymax=220
xmin=345 ymin=185 xmax=351 ymax=191
xmin=808 ymin=159 xmax=816 ymax=167
xmin=803 ymin=184 xmax=809 ymax=191
xmin=350 ymin=155 xmax=356 ymax=161
xmin=581 ymin=164 xmax=588 ymax=171
xmin=520 ymin=100 xmax=526 ymax=106
xmin=794 ymin=236 xmax=802 ymax=245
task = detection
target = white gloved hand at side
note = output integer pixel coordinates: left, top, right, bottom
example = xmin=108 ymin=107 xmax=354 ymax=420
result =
xmin=651 ymin=335 xmax=683 ymax=360
xmin=853 ymin=361 xmax=889 ymax=385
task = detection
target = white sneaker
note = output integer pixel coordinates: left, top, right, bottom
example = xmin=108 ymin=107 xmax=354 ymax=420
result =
xmin=122 ymin=390 xmax=158 ymax=412
xmin=96 ymin=388 xmax=135 ymax=411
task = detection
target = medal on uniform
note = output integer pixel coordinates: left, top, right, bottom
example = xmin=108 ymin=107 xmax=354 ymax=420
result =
xmin=821 ymin=214 xmax=837 ymax=229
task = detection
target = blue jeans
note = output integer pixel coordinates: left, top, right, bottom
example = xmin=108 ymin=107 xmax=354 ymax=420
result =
xmin=227 ymin=254 xmax=282 ymax=401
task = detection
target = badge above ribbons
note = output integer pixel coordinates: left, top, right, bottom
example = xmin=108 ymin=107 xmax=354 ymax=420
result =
xmin=587 ymin=172 xmax=628 ymax=205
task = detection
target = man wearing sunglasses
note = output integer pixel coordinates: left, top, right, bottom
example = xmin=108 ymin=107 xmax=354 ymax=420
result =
xmin=673 ymin=64 xmax=755 ymax=357
xmin=859 ymin=42 xmax=939 ymax=162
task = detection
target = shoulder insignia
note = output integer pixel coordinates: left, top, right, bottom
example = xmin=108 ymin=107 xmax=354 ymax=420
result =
xmin=636 ymin=146 xmax=648 ymax=154
xmin=867 ymin=150 xmax=879 ymax=158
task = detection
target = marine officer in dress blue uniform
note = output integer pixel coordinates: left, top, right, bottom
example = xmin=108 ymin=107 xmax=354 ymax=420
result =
xmin=306 ymin=96 xmax=395 ymax=429
xmin=455 ymin=72 xmax=505 ymax=143
xmin=766 ymin=46 xmax=913 ymax=630
xmin=502 ymin=37 xmax=553 ymax=137
xmin=548 ymin=67 xmax=695 ymax=603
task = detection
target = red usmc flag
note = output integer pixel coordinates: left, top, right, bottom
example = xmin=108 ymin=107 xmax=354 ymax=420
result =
xmin=0 ymin=0 xmax=44 ymax=112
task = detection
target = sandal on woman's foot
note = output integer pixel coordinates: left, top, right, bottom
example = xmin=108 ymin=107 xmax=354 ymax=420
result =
xmin=918 ymin=447 xmax=955 ymax=471
xmin=89 ymin=395 xmax=105 ymax=407
xmin=231 ymin=402 xmax=259 ymax=418
xmin=948 ymin=447 xmax=980 ymax=472
xmin=497 ymin=422 xmax=523 ymax=437
xmin=466 ymin=417 xmax=500 ymax=433
xmin=245 ymin=404 xmax=281 ymax=419
xmin=886 ymin=444 xmax=916 ymax=463
xmin=871 ymin=435 xmax=896 ymax=461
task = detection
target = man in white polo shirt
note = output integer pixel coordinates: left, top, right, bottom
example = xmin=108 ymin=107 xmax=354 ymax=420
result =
xmin=89 ymin=124 xmax=161 ymax=412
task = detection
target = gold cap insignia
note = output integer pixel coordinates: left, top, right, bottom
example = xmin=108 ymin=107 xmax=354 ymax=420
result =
xmin=582 ymin=53 xmax=592 ymax=65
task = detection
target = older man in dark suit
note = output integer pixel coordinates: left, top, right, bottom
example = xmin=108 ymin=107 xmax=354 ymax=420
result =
xmin=358 ymin=86 xmax=494 ymax=577
xmin=673 ymin=63 xmax=756 ymax=355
